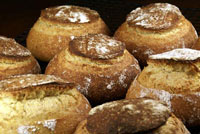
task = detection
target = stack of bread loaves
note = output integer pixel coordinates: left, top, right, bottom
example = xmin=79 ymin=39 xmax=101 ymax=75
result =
xmin=0 ymin=2 xmax=199 ymax=134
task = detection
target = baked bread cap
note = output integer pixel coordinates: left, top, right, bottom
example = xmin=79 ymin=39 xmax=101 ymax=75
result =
xmin=45 ymin=34 xmax=141 ymax=105
xmin=69 ymin=34 xmax=125 ymax=59
xmin=127 ymin=3 xmax=182 ymax=30
xmin=114 ymin=3 xmax=198 ymax=67
xmin=0 ymin=36 xmax=40 ymax=80
xmin=0 ymin=74 xmax=91 ymax=134
xmin=27 ymin=5 xmax=110 ymax=61
xmin=41 ymin=5 xmax=99 ymax=24
xmin=126 ymin=48 xmax=200 ymax=126
xmin=74 ymin=98 xmax=190 ymax=134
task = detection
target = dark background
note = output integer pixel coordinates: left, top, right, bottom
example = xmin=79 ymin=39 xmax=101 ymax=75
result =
xmin=0 ymin=0 xmax=200 ymax=38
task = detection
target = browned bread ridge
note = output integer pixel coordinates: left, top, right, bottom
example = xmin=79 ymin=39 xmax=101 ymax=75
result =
xmin=74 ymin=98 xmax=190 ymax=134
xmin=45 ymin=34 xmax=141 ymax=105
xmin=0 ymin=74 xmax=91 ymax=134
xmin=27 ymin=5 xmax=110 ymax=62
xmin=126 ymin=48 xmax=200 ymax=127
xmin=114 ymin=3 xmax=198 ymax=67
xmin=192 ymin=37 xmax=200 ymax=50
xmin=0 ymin=36 xmax=40 ymax=80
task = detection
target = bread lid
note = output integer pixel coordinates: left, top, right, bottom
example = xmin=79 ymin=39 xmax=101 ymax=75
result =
xmin=149 ymin=48 xmax=200 ymax=61
xmin=0 ymin=36 xmax=31 ymax=57
xmin=69 ymin=34 xmax=125 ymax=60
xmin=86 ymin=98 xmax=170 ymax=134
xmin=0 ymin=74 xmax=72 ymax=91
xmin=41 ymin=5 xmax=99 ymax=24
xmin=127 ymin=3 xmax=182 ymax=30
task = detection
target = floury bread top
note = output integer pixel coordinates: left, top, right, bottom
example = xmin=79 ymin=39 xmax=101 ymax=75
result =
xmin=0 ymin=36 xmax=31 ymax=57
xmin=126 ymin=3 xmax=182 ymax=30
xmin=69 ymin=34 xmax=125 ymax=60
xmin=41 ymin=5 xmax=99 ymax=24
xmin=149 ymin=48 xmax=200 ymax=61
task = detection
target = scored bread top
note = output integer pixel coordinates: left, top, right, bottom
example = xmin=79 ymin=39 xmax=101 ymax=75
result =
xmin=149 ymin=48 xmax=200 ymax=61
xmin=0 ymin=74 xmax=72 ymax=92
xmin=69 ymin=34 xmax=125 ymax=60
xmin=0 ymin=36 xmax=31 ymax=57
xmin=41 ymin=5 xmax=99 ymax=24
xmin=86 ymin=98 xmax=170 ymax=134
xmin=127 ymin=3 xmax=182 ymax=30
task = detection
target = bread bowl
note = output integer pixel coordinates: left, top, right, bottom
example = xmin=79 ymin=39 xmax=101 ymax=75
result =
xmin=27 ymin=5 xmax=110 ymax=61
xmin=0 ymin=74 xmax=91 ymax=134
xmin=126 ymin=48 xmax=200 ymax=127
xmin=114 ymin=3 xmax=198 ymax=66
xmin=0 ymin=36 xmax=40 ymax=80
xmin=45 ymin=34 xmax=140 ymax=105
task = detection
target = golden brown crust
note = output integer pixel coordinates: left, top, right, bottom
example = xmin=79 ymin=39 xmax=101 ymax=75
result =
xmin=0 ymin=36 xmax=31 ymax=57
xmin=126 ymin=78 xmax=200 ymax=127
xmin=27 ymin=5 xmax=110 ymax=62
xmin=41 ymin=5 xmax=99 ymax=24
xmin=126 ymin=3 xmax=182 ymax=30
xmin=114 ymin=3 xmax=198 ymax=66
xmin=87 ymin=99 xmax=170 ymax=134
xmin=69 ymin=34 xmax=125 ymax=60
xmin=45 ymin=34 xmax=140 ymax=105
xmin=74 ymin=99 xmax=189 ymax=134
xmin=0 ymin=74 xmax=91 ymax=134
xmin=192 ymin=37 xmax=200 ymax=50
xmin=126 ymin=49 xmax=200 ymax=126
xmin=0 ymin=74 xmax=71 ymax=91
xmin=0 ymin=36 xmax=40 ymax=80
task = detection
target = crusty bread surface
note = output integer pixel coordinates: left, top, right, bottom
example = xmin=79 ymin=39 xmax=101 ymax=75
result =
xmin=0 ymin=74 xmax=91 ymax=134
xmin=45 ymin=34 xmax=141 ymax=105
xmin=0 ymin=36 xmax=40 ymax=80
xmin=74 ymin=98 xmax=189 ymax=134
xmin=114 ymin=3 xmax=198 ymax=66
xmin=126 ymin=48 xmax=200 ymax=126
xmin=27 ymin=5 xmax=110 ymax=61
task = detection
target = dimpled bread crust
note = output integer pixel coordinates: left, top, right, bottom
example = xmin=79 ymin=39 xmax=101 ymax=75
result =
xmin=45 ymin=34 xmax=141 ymax=105
xmin=114 ymin=3 xmax=198 ymax=66
xmin=74 ymin=98 xmax=189 ymax=134
xmin=27 ymin=5 xmax=110 ymax=61
xmin=126 ymin=48 xmax=200 ymax=126
xmin=0 ymin=74 xmax=91 ymax=134
xmin=0 ymin=36 xmax=40 ymax=80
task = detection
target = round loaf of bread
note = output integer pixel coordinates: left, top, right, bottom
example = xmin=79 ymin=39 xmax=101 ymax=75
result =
xmin=45 ymin=34 xmax=140 ymax=105
xmin=126 ymin=48 xmax=200 ymax=127
xmin=114 ymin=3 xmax=198 ymax=66
xmin=0 ymin=36 xmax=40 ymax=80
xmin=0 ymin=74 xmax=91 ymax=134
xmin=74 ymin=98 xmax=189 ymax=134
xmin=27 ymin=5 xmax=110 ymax=62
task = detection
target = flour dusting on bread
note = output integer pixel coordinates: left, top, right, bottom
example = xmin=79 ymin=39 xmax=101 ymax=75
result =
xmin=0 ymin=74 xmax=70 ymax=91
xmin=127 ymin=3 xmax=182 ymax=29
xmin=0 ymin=36 xmax=31 ymax=57
xmin=149 ymin=48 xmax=200 ymax=61
xmin=69 ymin=34 xmax=125 ymax=59
xmin=42 ymin=5 xmax=99 ymax=23
xmin=17 ymin=126 xmax=38 ymax=134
